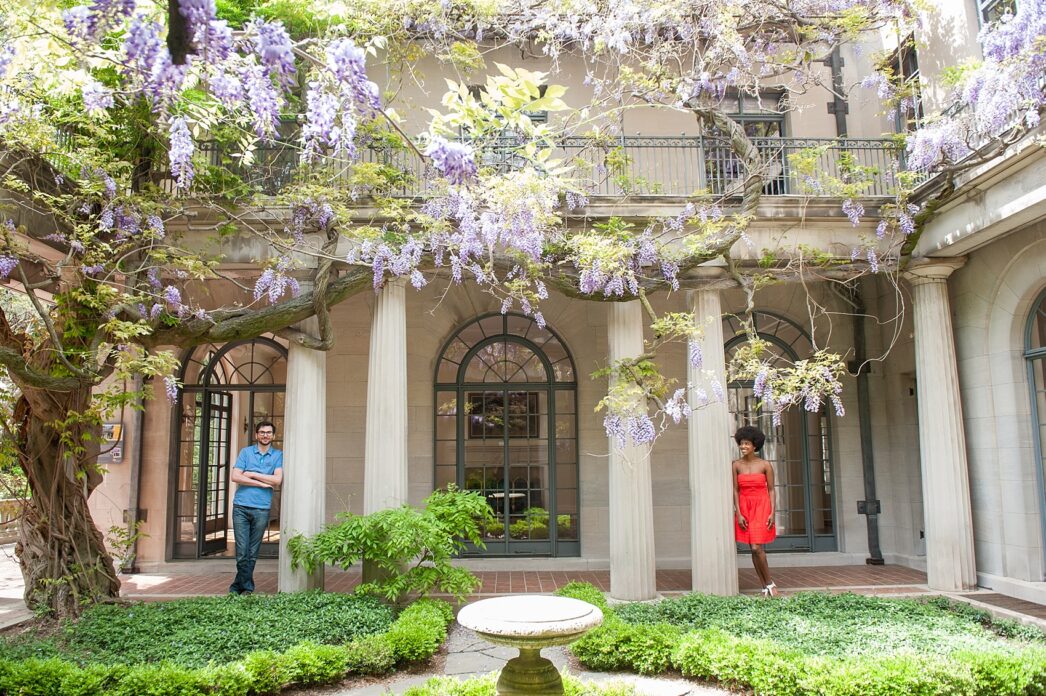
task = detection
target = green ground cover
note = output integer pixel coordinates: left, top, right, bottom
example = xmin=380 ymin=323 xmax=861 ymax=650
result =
xmin=0 ymin=593 xmax=452 ymax=695
xmin=2 ymin=592 xmax=394 ymax=667
xmin=558 ymin=583 xmax=1046 ymax=696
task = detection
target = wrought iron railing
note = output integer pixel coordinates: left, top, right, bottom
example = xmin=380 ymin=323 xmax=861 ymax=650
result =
xmin=169 ymin=135 xmax=906 ymax=199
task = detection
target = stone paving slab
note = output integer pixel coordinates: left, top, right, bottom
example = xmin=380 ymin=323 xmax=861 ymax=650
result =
xmin=319 ymin=624 xmax=730 ymax=695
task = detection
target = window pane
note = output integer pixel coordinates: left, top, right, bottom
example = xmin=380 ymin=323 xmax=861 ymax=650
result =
xmin=1030 ymin=295 xmax=1046 ymax=350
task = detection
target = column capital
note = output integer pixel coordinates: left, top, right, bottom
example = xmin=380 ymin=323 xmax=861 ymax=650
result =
xmin=685 ymin=266 xmax=737 ymax=293
xmin=904 ymin=257 xmax=967 ymax=286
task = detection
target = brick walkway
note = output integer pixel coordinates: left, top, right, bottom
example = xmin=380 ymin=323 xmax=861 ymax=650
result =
xmin=120 ymin=564 xmax=931 ymax=598
xmin=962 ymin=593 xmax=1046 ymax=621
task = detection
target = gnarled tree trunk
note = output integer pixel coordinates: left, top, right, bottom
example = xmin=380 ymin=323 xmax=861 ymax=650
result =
xmin=14 ymin=391 xmax=120 ymax=618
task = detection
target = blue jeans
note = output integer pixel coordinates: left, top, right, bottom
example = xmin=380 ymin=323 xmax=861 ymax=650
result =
xmin=230 ymin=504 xmax=269 ymax=594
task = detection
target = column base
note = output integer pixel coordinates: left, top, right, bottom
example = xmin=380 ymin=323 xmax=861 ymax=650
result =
xmin=497 ymin=648 xmax=562 ymax=695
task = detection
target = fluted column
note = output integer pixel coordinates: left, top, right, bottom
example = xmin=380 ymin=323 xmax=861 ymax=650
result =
xmin=607 ymin=300 xmax=657 ymax=600
xmin=905 ymin=258 xmax=977 ymax=591
xmin=688 ymin=276 xmax=739 ymax=595
xmin=364 ymin=278 xmax=408 ymax=513
xmin=279 ymin=317 xmax=326 ymax=592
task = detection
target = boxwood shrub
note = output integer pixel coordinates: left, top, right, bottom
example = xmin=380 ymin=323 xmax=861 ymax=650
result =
xmin=557 ymin=583 xmax=1046 ymax=695
xmin=0 ymin=596 xmax=452 ymax=696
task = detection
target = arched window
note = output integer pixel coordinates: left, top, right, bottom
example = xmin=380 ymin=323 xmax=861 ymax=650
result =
xmin=434 ymin=313 xmax=579 ymax=557
xmin=723 ymin=312 xmax=837 ymax=552
xmin=170 ymin=337 xmax=287 ymax=559
xmin=1025 ymin=289 xmax=1046 ymax=571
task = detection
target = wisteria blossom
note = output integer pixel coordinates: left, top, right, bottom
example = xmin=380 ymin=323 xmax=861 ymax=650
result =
xmin=253 ymin=257 xmax=301 ymax=304
xmin=906 ymin=1 xmax=1045 ymax=170
xmin=0 ymin=254 xmax=16 ymax=279
xmin=168 ymin=117 xmax=194 ymax=189
xmin=425 ymin=137 xmax=478 ymax=185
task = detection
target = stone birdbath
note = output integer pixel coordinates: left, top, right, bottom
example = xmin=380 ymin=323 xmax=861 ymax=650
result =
xmin=457 ymin=595 xmax=603 ymax=695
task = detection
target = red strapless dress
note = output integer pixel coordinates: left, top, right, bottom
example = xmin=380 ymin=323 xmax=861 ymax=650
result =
xmin=735 ymin=473 xmax=776 ymax=544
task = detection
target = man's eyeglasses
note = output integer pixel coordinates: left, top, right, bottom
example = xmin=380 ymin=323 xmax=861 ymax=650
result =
xmin=257 ymin=431 xmax=274 ymax=436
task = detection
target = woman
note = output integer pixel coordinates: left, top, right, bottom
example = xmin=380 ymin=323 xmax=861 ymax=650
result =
xmin=732 ymin=425 xmax=778 ymax=597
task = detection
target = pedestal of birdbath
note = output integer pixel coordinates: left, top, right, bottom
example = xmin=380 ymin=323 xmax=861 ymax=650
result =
xmin=457 ymin=595 xmax=603 ymax=695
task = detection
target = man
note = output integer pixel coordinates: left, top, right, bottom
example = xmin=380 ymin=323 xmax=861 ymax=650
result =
xmin=229 ymin=421 xmax=283 ymax=595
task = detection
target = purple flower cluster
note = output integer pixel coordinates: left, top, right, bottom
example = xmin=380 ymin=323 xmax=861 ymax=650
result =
xmin=121 ymin=15 xmax=188 ymax=108
xmin=302 ymin=85 xmax=355 ymax=160
xmin=687 ymin=340 xmax=703 ymax=369
xmin=0 ymin=47 xmax=14 ymax=80
xmin=627 ymin=414 xmax=656 ymax=444
xmin=163 ymin=375 xmax=179 ymax=403
xmin=326 ymin=39 xmax=380 ymax=112
xmin=177 ymin=0 xmax=216 ymax=32
xmin=241 ymin=64 xmax=282 ymax=139
xmin=253 ymin=257 xmax=301 ymax=304
xmin=299 ymin=39 xmax=380 ymax=159
xmin=664 ymin=388 xmax=691 ymax=424
xmin=564 ymin=191 xmax=588 ymax=210
xmin=603 ymin=414 xmax=626 ymax=449
xmin=425 ymin=137 xmax=478 ymax=185
xmin=842 ymin=199 xmax=864 ymax=226
xmin=0 ymin=254 xmax=17 ymax=279
xmin=163 ymin=284 xmax=182 ymax=310
xmin=63 ymin=0 xmax=135 ymax=43
xmin=250 ymin=20 xmax=296 ymax=89
xmin=866 ymin=248 xmax=879 ymax=273
xmin=82 ymin=80 xmax=114 ymax=113
xmin=908 ymin=1 xmax=1044 ymax=171
xmin=168 ymin=117 xmax=194 ymax=190
xmin=860 ymin=72 xmax=894 ymax=100
xmin=146 ymin=214 xmax=165 ymax=238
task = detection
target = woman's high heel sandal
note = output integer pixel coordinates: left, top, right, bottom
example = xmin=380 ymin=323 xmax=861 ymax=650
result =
xmin=764 ymin=582 xmax=778 ymax=597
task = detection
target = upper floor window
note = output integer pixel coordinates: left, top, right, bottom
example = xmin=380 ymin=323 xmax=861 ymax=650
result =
xmin=979 ymin=0 xmax=1016 ymax=25
xmin=884 ymin=35 xmax=923 ymax=133
xmin=719 ymin=92 xmax=787 ymax=138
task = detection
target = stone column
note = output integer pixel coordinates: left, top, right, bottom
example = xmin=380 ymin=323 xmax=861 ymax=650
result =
xmin=607 ymin=300 xmax=657 ymax=600
xmin=905 ymin=258 xmax=977 ymax=591
xmin=364 ymin=278 xmax=408 ymax=513
xmin=688 ymin=275 xmax=739 ymax=595
xmin=279 ymin=317 xmax=326 ymax=592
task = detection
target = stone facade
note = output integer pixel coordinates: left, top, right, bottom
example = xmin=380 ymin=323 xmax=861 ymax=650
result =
xmin=82 ymin=0 xmax=1046 ymax=603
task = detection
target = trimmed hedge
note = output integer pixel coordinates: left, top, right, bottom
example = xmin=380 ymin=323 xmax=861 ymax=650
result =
xmin=0 ymin=597 xmax=453 ymax=696
xmin=558 ymin=583 xmax=1046 ymax=695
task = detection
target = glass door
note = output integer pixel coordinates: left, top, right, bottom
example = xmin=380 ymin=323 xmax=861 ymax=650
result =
xmin=465 ymin=389 xmax=553 ymax=554
xmin=198 ymin=391 xmax=232 ymax=556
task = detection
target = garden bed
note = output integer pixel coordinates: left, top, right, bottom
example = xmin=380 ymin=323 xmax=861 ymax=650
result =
xmin=0 ymin=592 xmax=453 ymax=695
xmin=557 ymin=582 xmax=1046 ymax=695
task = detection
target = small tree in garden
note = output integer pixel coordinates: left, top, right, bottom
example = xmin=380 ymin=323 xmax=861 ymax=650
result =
xmin=0 ymin=0 xmax=1041 ymax=616
xmin=289 ymin=487 xmax=496 ymax=603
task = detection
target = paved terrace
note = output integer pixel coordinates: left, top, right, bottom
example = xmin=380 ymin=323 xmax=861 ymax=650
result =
xmin=119 ymin=564 xmax=932 ymax=599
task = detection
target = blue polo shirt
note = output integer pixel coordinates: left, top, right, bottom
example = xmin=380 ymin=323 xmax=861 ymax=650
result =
xmin=233 ymin=444 xmax=283 ymax=509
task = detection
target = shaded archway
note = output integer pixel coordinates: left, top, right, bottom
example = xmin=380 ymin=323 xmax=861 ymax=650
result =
xmin=723 ymin=311 xmax=838 ymax=552
xmin=169 ymin=337 xmax=287 ymax=559
xmin=1025 ymin=288 xmax=1046 ymax=574
xmin=434 ymin=313 xmax=579 ymax=556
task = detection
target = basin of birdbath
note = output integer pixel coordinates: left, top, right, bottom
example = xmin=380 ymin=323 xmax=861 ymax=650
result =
xmin=457 ymin=595 xmax=603 ymax=695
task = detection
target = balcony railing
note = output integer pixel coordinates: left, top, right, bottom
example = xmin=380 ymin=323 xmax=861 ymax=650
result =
xmin=175 ymin=135 xmax=906 ymax=200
